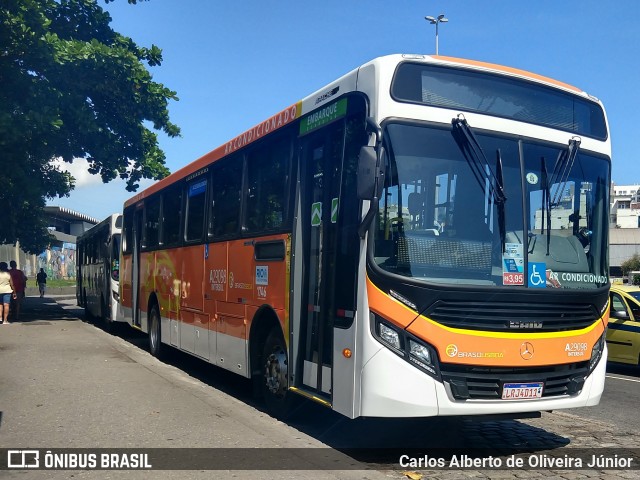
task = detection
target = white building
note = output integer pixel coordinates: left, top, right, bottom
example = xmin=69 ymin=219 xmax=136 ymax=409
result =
xmin=610 ymin=183 xmax=640 ymax=228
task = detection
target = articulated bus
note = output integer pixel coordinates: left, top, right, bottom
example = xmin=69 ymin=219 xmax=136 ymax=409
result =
xmin=77 ymin=214 xmax=123 ymax=326
xmin=120 ymin=54 xmax=610 ymax=419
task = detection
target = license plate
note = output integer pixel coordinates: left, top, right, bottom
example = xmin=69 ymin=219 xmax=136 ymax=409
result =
xmin=501 ymin=382 xmax=544 ymax=400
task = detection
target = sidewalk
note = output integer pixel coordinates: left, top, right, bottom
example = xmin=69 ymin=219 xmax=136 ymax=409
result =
xmin=4 ymin=293 xmax=79 ymax=324
xmin=0 ymin=295 xmax=379 ymax=480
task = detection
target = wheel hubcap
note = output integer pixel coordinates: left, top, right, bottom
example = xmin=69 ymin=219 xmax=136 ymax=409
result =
xmin=150 ymin=316 xmax=158 ymax=350
xmin=265 ymin=346 xmax=288 ymax=396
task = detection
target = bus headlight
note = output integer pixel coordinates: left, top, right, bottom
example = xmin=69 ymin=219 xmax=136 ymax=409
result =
xmin=379 ymin=322 xmax=401 ymax=350
xmin=408 ymin=338 xmax=438 ymax=376
xmin=589 ymin=331 xmax=606 ymax=371
xmin=372 ymin=313 xmax=440 ymax=379
xmin=409 ymin=339 xmax=432 ymax=365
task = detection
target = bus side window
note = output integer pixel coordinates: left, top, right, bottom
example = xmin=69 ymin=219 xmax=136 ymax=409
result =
xmin=145 ymin=196 xmax=160 ymax=249
xmin=161 ymin=186 xmax=183 ymax=246
xmin=209 ymin=158 xmax=242 ymax=238
xmin=123 ymin=208 xmax=133 ymax=254
xmin=244 ymin=136 xmax=291 ymax=234
xmin=185 ymin=178 xmax=208 ymax=243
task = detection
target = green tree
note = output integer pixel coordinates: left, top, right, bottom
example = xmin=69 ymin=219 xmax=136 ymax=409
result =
xmin=0 ymin=0 xmax=179 ymax=253
xmin=621 ymin=253 xmax=640 ymax=278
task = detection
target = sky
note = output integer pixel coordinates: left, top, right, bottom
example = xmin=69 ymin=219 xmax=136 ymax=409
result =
xmin=50 ymin=0 xmax=640 ymax=221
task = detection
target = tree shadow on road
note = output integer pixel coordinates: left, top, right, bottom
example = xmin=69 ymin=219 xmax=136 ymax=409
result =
xmin=103 ymin=322 xmax=571 ymax=468
xmin=14 ymin=295 xmax=81 ymax=324
xmin=274 ymin=402 xmax=571 ymax=467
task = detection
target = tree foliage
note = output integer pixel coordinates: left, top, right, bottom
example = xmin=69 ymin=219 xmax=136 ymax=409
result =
xmin=0 ymin=0 xmax=179 ymax=253
xmin=621 ymin=253 xmax=640 ymax=278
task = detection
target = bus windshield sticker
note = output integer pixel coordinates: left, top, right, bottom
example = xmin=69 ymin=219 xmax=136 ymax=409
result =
xmin=331 ymin=198 xmax=339 ymax=223
xmin=502 ymin=242 xmax=524 ymax=285
xmin=256 ymin=266 xmax=268 ymax=286
xmin=300 ymin=98 xmax=348 ymax=136
xmin=311 ymin=202 xmax=322 ymax=227
xmin=527 ymin=262 xmax=547 ymax=288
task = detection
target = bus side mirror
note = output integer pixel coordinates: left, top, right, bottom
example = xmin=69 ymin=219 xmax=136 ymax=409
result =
xmin=357 ymin=145 xmax=378 ymax=200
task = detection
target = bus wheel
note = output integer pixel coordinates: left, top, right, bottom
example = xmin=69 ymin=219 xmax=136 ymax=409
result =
xmin=101 ymin=297 xmax=112 ymax=333
xmin=262 ymin=328 xmax=294 ymax=418
xmin=82 ymin=291 xmax=92 ymax=323
xmin=149 ymin=305 xmax=164 ymax=359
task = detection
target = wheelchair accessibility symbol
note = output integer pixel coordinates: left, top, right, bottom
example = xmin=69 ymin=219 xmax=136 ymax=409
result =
xmin=528 ymin=262 xmax=546 ymax=288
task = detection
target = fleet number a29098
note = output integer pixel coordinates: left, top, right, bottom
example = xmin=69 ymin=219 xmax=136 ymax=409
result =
xmin=565 ymin=342 xmax=588 ymax=357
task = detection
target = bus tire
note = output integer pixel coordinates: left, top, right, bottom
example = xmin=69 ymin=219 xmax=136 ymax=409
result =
xmin=101 ymin=296 xmax=112 ymax=332
xmin=262 ymin=327 xmax=295 ymax=419
xmin=82 ymin=290 xmax=92 ymax=323
xmin=148 ymin=305 xmax=165 ymax=359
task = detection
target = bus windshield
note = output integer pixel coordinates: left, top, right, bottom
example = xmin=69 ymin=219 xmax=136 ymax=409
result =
xmin=373 ymin=122 xmax=610 ymax=289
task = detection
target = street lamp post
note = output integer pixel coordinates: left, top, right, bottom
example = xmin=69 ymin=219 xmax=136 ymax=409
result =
xmin=425 ymin=14 xmax=448 ymax=55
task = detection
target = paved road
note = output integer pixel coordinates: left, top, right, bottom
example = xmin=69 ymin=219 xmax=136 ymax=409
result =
xmin=0 ymin=296 xmax=639 ymax=479
xmin=565 ymin=362 xmax=640 ymax=434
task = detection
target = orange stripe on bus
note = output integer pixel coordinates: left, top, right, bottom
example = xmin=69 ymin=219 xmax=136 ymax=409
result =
xmin=432 ymin=55 xmax=582 ymax=93
xmin=367 ymin=276 xmax=605 ymax=367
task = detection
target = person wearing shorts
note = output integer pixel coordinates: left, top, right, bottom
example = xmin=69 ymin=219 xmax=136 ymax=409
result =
xmin=0 ymin=262 xmax=15 ymax=324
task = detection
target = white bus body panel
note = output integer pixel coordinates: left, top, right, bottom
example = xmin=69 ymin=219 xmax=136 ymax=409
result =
xmin=357 ymin=322 xmax=607 ymax=418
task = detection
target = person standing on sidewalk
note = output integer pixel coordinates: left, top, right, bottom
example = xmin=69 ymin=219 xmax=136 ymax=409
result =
xmin=9 ymin=260 xmax=27 ymax=321
xmin=36 ymin=268 xmax=47 ymax=298
xmin=0 ymin=262 xmax=15 ymax=324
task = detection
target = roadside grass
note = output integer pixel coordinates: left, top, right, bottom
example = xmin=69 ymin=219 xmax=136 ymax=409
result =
xmin=28 ymin=278 xmax=76 ymax=288
xmin=48 ymin=279 xmax=76 ymax=288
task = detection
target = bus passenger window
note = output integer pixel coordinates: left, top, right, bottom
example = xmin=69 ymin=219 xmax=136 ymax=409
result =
xmin=209 ymin=159 xmax=242 ymax=238
xmin=144 ymin=196 xmax=160 ymax=249
xmin=162 ymin=187 xmax=182 ymax=246
xmin=244 ymin=137 xmax=291 ymax=234
xmin=123 ymin=208 xmax=133 ymax=254
xmin=185 ymin=178 xmax=207 ymax=242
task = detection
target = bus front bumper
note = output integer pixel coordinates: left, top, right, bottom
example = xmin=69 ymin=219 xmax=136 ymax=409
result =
xmin=359 ymin=344 xmax=606 ymax=418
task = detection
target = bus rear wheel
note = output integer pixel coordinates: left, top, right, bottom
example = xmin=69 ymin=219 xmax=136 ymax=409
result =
xmin=262 ymin=328 xmax=295 ymax=418
xmin=101 ymin=297 xmax=113 ymax=333
xmin=149 ymin=305 xmax=164 ymax=359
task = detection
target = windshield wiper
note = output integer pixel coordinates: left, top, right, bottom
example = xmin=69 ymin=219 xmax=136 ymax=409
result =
xmin=452 ymin=115 xmax=507 ymax=250
xmin=536 ymin=137 xmax=580 ymax=255
xmin=496 ymin=149 xmax=506 ymax=252
xmin=540 ymin=156 xmax=551 ymax=255
xmin=549 ymin=137 xmax=581 ymax=207
xmin=452 ymin=115 xmax=507 ymax=205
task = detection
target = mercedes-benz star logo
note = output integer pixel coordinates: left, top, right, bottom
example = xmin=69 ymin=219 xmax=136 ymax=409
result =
xmin=520 ymin=342 xmax=534 ymax=360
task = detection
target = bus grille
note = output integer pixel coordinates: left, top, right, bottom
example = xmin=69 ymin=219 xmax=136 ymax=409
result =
xmin=426 ymin=300 xmax=598 ymax=332
xmin=440 ymin=362 xmax=590 ymax=400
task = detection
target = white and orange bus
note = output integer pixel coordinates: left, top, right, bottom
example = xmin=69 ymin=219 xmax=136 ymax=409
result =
xmin=120 ymin=54 xmax=611 ymax=418
xmin=77 ymin=213 xmax=123 ymax=327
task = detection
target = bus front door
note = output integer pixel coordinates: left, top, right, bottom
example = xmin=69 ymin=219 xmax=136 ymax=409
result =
xmin=131 ymin=208 xmax=143 ymax=328
xmin=297 ymin=123 xmax=348 ymax=399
